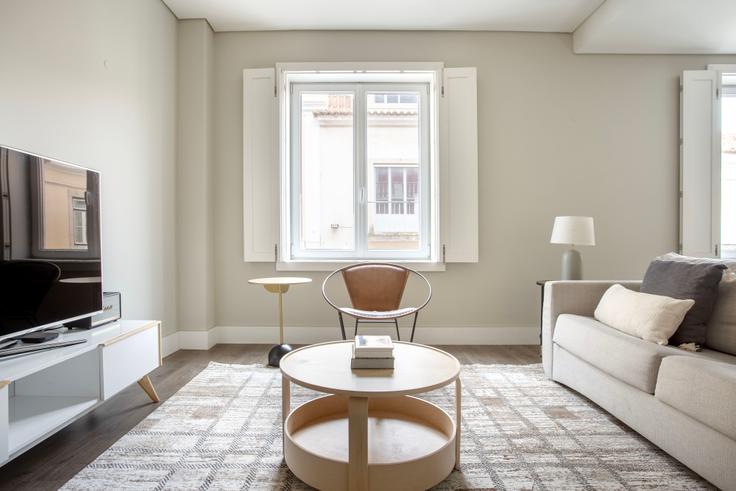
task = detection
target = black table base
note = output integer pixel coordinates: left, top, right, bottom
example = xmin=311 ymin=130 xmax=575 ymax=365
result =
xmin=268 ymin=343 xmax=293 ymax=367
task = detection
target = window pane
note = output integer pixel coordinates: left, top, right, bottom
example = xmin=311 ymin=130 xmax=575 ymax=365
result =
xmin=299 ymin=93 xmax=354 ymax=251
xmin=366 ymin=91 xmax=421 ymax=251
xmin=722 ymin=94 xmax=736 ymax=258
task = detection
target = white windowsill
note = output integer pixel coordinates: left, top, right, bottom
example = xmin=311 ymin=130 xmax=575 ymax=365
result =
xmin=276 ymin=260 xmax=446 ymax=272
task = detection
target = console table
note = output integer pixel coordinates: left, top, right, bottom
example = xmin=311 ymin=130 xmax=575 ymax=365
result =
xmin=0 ymin=319 xmax=161 ymax=465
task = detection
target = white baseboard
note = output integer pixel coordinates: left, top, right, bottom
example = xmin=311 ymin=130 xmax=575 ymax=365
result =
xmin=163 ymin=325 xmax=539 ymax=355
xmin=162 ymin=332 xmax=180 ymax=357
xmin=179 ymin=329 xmax=217 ymax=350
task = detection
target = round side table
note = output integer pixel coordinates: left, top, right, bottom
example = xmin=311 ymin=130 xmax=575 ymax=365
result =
xmin=248 ymin=276 xmax=312 ymax=367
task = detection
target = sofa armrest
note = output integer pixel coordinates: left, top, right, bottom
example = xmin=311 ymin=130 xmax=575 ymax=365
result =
xmin=542 ymin=280 xmax=642 ymax=377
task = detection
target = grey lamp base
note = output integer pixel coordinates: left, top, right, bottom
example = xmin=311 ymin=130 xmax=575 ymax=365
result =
xmin=561 ymin=248 xmax=583 ymax=280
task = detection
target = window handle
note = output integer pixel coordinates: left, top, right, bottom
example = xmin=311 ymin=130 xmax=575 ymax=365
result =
xmin=359 ymin=186 xmax=366 ymax=204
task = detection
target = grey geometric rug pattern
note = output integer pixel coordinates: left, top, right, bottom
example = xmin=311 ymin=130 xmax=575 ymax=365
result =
xmin=61 ymin=362 xmax=711 ymax=490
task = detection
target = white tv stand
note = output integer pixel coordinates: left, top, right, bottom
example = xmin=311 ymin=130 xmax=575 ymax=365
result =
xmin=0 ymin=320 xmax=161 ymax=465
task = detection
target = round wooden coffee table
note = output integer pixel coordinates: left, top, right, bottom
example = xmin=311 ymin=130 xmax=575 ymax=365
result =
xmin=280 ymin=341 xmax=461 ymax=491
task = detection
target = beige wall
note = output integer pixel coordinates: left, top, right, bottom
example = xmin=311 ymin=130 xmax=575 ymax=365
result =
xmin=176 ymin=19 xmax=216 ymax=331
xmin=2 ymin=15 xmax=735 ymax=339
xmin=212 ymin=31 xmax=736 ymax=335
xmin=0 ymin=0 xmax=179 ymax=335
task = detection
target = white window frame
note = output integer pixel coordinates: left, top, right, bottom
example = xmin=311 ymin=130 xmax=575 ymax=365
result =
xmin=277 ymin=63 xmax=443 ymax=268
xmin=289 ymin=82 xmax=431 ymax=261
xmin=707 ymin=64 xmax=736 ymax=259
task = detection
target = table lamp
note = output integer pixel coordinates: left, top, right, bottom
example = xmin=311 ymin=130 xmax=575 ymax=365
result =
xmin=550 ymin=216 xmax=595 ymax=280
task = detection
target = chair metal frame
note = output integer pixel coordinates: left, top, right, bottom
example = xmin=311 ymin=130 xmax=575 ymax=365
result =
xmin=321 ymin=262 xmax=432 ymax=342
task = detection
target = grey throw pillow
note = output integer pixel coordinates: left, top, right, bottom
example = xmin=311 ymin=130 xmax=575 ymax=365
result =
xmin=641 ymin=259 xmax=726 ymax=345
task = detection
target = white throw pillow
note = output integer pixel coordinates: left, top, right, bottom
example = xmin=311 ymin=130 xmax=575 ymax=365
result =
xmin=594 ymin=284 xmax=695 ymax=345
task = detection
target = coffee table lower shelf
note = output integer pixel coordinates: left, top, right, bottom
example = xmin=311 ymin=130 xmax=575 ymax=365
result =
xmin=284 ymin=394 xmax=456 ymax=491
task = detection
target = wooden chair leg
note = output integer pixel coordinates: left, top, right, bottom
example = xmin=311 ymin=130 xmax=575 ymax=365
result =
xmin=339 ymin=312 xmax=346 ymax=340
xmin=354 ymin=318 xmax=359 ymax=337
xmin=137 ymin=375 xmax=159 ymax=403
xmin=410 ymin=312 xmax=419 ymax=343
xmin=394 ymin=318 xmax=401 ymax=341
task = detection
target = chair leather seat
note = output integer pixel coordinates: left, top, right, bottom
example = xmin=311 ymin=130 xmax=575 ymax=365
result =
xmin=322 ymin=263 xmax=431 ymax=341
xmin=340 ymin=307 xmax=417 ymax=319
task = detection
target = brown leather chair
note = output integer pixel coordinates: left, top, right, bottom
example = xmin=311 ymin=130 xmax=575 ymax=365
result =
xmin=322 ymin=263 xmax=431 ymax=342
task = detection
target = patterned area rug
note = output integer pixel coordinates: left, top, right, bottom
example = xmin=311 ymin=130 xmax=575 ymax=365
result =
xmin=62 ymin=362 xmax=711 ymax=490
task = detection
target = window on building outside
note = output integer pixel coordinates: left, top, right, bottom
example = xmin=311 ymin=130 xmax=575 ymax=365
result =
xmin=374 ymin=166 xmax=418 ymax=215
xmin=71 ymin=196 xmax=87 ymax=246
xmin=290 ymin=84 xmax=431 ymax=260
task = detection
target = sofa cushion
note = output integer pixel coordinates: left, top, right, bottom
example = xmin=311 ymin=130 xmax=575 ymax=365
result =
xmin=641 ymin=259 xmax=726 ymax=346
xmin=655 ymin=356 xmax=736 ymax=441
xmin=554 ymin=314 xmax=679 ymax=393
xmin=553 ymin=314 xmax=736 ymax=394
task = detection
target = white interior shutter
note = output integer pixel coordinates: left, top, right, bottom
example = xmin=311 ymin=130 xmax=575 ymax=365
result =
xmin=681 ymin=70 xmax=721 ymax=258
xmin=243 ymin=68 xmax=278 ymax=262
xmin=440 ymin=67 xmax=479 ymax=263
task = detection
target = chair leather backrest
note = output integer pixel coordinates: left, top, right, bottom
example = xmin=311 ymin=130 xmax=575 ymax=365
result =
xmin=341 ymin=264 xmax=409 ymax=312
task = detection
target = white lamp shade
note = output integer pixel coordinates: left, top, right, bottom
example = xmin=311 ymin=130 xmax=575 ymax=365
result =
xmin=550 ymin=216 xmax=595 ymax=246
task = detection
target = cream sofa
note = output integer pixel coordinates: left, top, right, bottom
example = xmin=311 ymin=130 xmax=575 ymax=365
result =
xmin=542 ymin=280 xmax=736 ymax=490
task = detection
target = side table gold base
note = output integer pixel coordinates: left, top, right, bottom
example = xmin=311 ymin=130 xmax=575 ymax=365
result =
xmin=248 ymin=277 xmax=312 ymax=368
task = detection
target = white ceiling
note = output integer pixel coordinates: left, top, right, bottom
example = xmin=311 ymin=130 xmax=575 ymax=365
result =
xmin=163 ymin=0 xmax=736 ymax=54
xmin=163 ymin=0 xmax=604 ymax=33
xmin=574 ymin=0 xmax=736 ymax=54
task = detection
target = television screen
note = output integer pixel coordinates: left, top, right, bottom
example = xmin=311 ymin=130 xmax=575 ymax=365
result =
xmin=0 ymin=146 xmax=102 ymax=340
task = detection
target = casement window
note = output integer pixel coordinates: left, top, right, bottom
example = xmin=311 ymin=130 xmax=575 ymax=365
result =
xmin=681 ymin=66 xmax=736 ymax=259
xmin=290 ymin=84 xmax=430 ymax=260
xmin=243 ymin=63 xmax=478 ymax=269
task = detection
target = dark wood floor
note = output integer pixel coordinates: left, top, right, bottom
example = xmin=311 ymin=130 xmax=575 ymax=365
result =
xmin=0 ymin=344 xmax=540 ymax=491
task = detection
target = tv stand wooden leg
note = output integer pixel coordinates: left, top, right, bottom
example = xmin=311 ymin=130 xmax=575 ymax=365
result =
xmin=137 ymin=375 xmax=159 ymax=403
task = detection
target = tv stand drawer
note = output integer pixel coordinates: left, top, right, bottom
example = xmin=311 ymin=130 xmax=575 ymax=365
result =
xmin=99 ymin=321 xmax=161 ymax=400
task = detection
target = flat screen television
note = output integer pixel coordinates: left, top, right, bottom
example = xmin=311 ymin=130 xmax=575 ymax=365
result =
xmin=0 ymin=145 xmax=102 ymax=341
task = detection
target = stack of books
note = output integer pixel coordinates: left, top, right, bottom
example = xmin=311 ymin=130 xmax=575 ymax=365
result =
xmin=351 ymin=335 xmax=395 ymax=369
